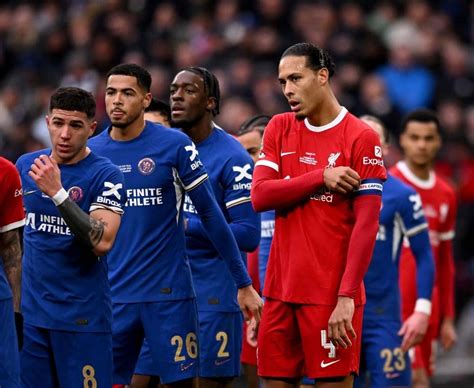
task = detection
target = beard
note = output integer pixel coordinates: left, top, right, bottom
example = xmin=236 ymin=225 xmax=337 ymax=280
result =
xmin=171 ymin=115 xmax=201 ymax=131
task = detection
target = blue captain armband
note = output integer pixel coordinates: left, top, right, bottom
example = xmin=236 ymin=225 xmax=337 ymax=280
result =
xmin=353 ymin=178 xmax=384 ymax=197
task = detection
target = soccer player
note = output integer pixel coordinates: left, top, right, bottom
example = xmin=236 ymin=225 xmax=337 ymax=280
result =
xmin=237 ymin=114 xmax=274 ymax=388
xmin=391 ymin=109 xmax=458 ymax=388
xmin=16 ymin=87 xmax=125 ymax=387
xmin=353 ymin=115 xmax=435 ymax=388
xmin=251 ymin=42 xmax=386 ymax=387
xmin=0 ymin=156 xmax=25 ymax=387
xmin=88 ymin=63 xmax=262 ymax=387
xmin=145 ymin=97 xmax=171 ymax=126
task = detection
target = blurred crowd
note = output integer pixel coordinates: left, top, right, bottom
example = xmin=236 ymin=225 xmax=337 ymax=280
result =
xmin=0 ymin=0 xmax=472 ymax=316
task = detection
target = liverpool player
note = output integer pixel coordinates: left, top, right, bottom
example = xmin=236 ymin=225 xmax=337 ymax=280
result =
xmin=252 ymin=42 xmax=386 ymax=387
xmin=353 ymin=116 xmax=435 ymax=388
xmin=391 ymin=109 xmax=457 ymax=388
xmin=0 ymin=157 xmax=25 ymax=387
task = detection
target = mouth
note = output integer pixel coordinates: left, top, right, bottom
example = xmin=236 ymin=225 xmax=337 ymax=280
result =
xmin=57 ymin=144 xmax=71 ymax=153
xmin=288 ymin=99 xmax=301 ymax=113
xmin=111 ymin=109 xmax=125 ymax=118
xmin=171 ymin=105 xmax=185 ymax=117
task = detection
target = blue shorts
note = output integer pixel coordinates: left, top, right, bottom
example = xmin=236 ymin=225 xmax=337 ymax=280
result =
xmin=0 ymin=298 xmax=20 ymax=388
xmin=135 ymin=310 xmax=242 ymax=379
xmin=354 ymin=319 xmax=411 ymax=388
xmin=113 ymin=299 xmax=199 ymax=384
xmin=20 ymin=324 xmax=112 ymax=387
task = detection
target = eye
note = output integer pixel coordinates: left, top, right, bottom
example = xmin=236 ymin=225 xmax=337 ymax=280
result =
xmin=185 ymin=88 xmax=195 ymax=94
xmin=105 ymin=90 xmax=114 ymax=96
xmin=290 ymin=76 xmax=300 ymax=82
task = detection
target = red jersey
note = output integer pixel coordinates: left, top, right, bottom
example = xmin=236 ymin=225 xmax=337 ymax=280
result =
xmin=0 ymin=157 xmax=25 ymax=233
xmin=391 ymin=161 xmax=456 ymax=322
xmin=253 ymin=108 xmax=386 ymax=305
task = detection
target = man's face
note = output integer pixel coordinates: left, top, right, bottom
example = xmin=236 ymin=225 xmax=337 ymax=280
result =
xmin=46 ymin=109 xmax=96 ymax=164
xmin=169 ymin=71 xmax=212 ymax=129
xmin=105 ymin=75 xmax=151 ymax=129
xmin=278 ymin=55 xmax=325 ymax=120
xmin=144 ymin=111 xmax=170 ymax=127
xmin=400 ymin=121 xmax=441 ymax=167
xmin=237 ymin=129 xmax=263 ymax=163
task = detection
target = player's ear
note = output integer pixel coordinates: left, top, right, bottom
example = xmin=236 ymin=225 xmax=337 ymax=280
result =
xmin=88 ymin=120 xmax=98 ymax=138
xmin=206 ymin=97 xmax=217 ymax=112
xmin=143 ymin=92 xmax=152 ymax=110
xmin=318 ymin=68 xmax=329 ymax=85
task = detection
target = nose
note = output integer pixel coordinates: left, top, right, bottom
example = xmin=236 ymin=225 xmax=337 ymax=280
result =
xmin=283 ymin=83 xmax=293 ymax=98
xmin=59 ymin=125 xmax=72 ymax=139
xmin=171 ymin=88 xmax=184 ymax=101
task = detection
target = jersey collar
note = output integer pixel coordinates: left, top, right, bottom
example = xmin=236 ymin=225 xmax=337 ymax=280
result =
xmin=396 ymin=161 xmax=436 ymax=189
xmin=304 ymin=107 xmax=348 ymax=132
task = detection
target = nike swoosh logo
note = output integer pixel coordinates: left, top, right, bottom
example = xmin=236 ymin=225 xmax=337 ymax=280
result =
xmin=23 ymin=190 xmax=38 ymax=196
xmin=280 ymin=151 xmax=296 ymax=156
xmin=180 ymin=362 xmax=195 ymax=371
xmin=214 ymin=358 xmax=231 ymax=366
xmin=320 ymin=359 xmax=340 ymax=368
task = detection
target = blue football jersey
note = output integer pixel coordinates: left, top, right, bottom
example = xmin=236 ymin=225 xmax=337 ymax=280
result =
xmin=88 ymin=122 xmax=210 ymax=303
xmin=184 ymin=126 xmax=260 ymax=312
xmin=258 ymin=210 xmax=275 ymax=292
xmin=364 ymin=174 xmax=430 ymax=322
xmin=16 ymin=150 xmax=125 ymax=332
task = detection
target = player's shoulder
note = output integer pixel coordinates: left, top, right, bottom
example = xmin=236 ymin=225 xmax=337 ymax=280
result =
xmin=267 ymin=112 xmax=299 ymax=131
xmin=213 ymin=126 xmax=253 ymax=161
xmin=387 ymin=173 xmax=417 ymax=196
xmin=0 ymin=156 xmax=16 ymax=172
xmin=346 ymin=112 xmax=379 ymax=141
xmin=433 ymin=173 xmax=456 ymax=198
xmin=16 ymin=149 xmax=49 ymax=169
xmin=87 ymin=151 xmax=121 ymax=172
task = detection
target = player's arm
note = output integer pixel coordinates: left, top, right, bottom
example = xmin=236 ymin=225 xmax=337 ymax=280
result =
xmin=0 ymin=230 xmax=22 ymax=311
xmin=396 ymin=191 xmax=435 ymax=351
xmin=28 ymin=154 xmax=122 ymax=256
xmin=251 ymin=117 xmax=360 ymax=212
xmin=186 ymin=201 xmax=260 ymax=252
xmin=187 ymin=179 xmax=262 ymax=321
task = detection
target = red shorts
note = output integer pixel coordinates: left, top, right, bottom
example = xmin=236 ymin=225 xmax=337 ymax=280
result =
xmin=257 ymin=298 xmax=363 ymax=379
xmin=241 ymin=319 xmax=257 ymax=366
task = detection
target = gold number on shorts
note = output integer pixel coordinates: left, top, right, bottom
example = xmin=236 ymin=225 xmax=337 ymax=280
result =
xmin=171 ymin=335 xmax=186 ymax=362
xmin=216 ymin=331 xmax=230 ymax=358
xmin=320 ymin=330 xmax=336 ymax=358
xmin=171 ymin=332 xmax=198 ymax=362
xmin=380 ymin=347 xmax=406 ymax=373
xmin=82 ymin=365 xmax=97 ymax=388
xmin=185 ymin=332 xmax=198 ymax=359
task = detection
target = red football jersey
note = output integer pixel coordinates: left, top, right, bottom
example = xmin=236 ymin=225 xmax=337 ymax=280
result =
xmin=254 ymin=108 xmax=386 ymax=305
xmin=391 ymin=161 xmax=457 ymax=322
xmin=0 ymin=157 xmax=25 ymax=232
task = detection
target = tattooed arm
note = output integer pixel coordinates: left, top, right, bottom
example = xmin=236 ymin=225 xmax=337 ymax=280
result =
xmin=28 ymin=154 xmax=122 ymax=256
xmin=0 ymin=229 xmax=22 ymax=311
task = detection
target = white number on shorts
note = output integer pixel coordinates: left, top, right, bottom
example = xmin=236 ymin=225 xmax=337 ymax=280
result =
xmin=380 ymin=347 xmax=406 ymax=372
xmin=321 ymin=330 xmax=336 ymax=358
xmin=216 ymin=331 xmax=230 ymax=358
xmin=171 ymin=332 xmax=198 ymax=362
xmin=82 ymin=365 xmax=97 ymax=388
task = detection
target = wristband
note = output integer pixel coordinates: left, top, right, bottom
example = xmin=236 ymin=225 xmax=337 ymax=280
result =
xmin=51 ymin=188 xmax=69 ymax=206
xmin=415 ymin=298 xmax=432 ymax=316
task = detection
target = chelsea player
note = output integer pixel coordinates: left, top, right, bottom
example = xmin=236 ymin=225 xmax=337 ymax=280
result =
xmin=88 ymin=64 xmax=262 ymax=387
xmin=354 ymin=116 xmax=435 ymax=388
xmin=16 ymin=87 xmax=125 ymax=387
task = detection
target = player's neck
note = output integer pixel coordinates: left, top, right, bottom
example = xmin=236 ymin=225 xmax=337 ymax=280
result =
xmin=52 ymin=147 xmax=90 ymax=165
xmin=110 ymin=118 xmax=146 ymax=141
xmin=184 ymin=120 xmax=213 ymax=144
xmin=306 ymin=94 xmax=341 ymax=127
xmin=404 ymin=159 xmax=432 ymax=180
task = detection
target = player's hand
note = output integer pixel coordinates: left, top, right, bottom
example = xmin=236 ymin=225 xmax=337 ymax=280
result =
xmin=237 ymin=285 xmax=263 ymax=324
xmin=28 ymin=154 xmax=63 ymax=197
xmin=398 ymin=311 xmax=429 ymax=352
xmin=440 ymin=318 xmax=457 ymax=350
xmin=323 ymin=167 xmax=360 ymax=194
xmin=246 ymin=316 xmax=258 ymax=348
xmin=328 ymin=296 xmax=356 ymax=349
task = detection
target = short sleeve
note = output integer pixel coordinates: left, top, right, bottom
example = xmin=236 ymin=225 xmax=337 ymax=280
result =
xmin=0 ymin=159 xmax=25 ymax=232
xmin=90 ymin=165 xmax=126 ymax=215
xmin=176 ymin=136 xmax=209 ymax=191
xmin=255 ymin=116 xmax=280 ymax=174
xmin=352 ymin=129 xmax=387 ymax=197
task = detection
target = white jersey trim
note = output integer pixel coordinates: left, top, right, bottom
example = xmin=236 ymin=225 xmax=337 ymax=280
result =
xmin=90 ymin=204 xmax=124 ymax=215
xmin=439 ymin=230 xmax=455 ymax=241
xmin=304 ymin=107 xmax=348 ymax=132
xmin=396 ymin=161 xmax=436 ymax=190
xmin=226 ymin=196 xmax=251 ymax=209
xmin=184 ymin=174 xmax=208 ymax=191
xmin=0 ymin=219 xmax=26 ymax=233
xmin=405 ymin=222 xmax=429 ymax=237
xmin=255 ymin=160 xmax=279 ymax=172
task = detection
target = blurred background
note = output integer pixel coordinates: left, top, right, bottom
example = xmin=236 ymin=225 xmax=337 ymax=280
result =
xmin=0 ymin=0 xmax=472 ymax=385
